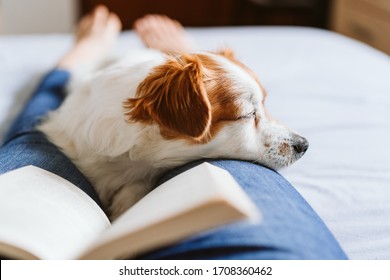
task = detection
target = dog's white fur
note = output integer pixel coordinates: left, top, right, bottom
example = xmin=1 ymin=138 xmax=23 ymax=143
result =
xmin=39 ymin=49 xmax=308 ymax=220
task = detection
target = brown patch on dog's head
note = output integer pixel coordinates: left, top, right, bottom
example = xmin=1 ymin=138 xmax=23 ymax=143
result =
xmin=124 ymin=50 xmax=266 ymax=143
xmin=215 ymin=47 xmax=236 ymax=60
xmin=215 ymin=47 xmax=267 ymax=102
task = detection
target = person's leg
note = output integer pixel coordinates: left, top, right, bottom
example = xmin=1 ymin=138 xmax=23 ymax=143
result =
xmin=0 ymin=6 xmax=121 ymax=206
xmin=4 ymin=5 xmax=121 ymax=144
xmin=140 ymin=160 xmax=347 ymax=260
xmin=0 ymin=69 xmax=103 ymax=204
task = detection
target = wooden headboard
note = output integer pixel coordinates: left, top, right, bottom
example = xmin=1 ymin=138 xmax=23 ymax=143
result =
xmin=80 ymin=0 xmax=240 ymax=29
xmin=80 ymin=0 xmax=330 ymax=30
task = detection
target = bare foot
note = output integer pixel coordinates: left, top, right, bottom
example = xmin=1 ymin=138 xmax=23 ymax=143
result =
xmin=134 ymin=14 xmax=194 ymax=54
xmin=58 ymin=5 xmax=122 ymax=71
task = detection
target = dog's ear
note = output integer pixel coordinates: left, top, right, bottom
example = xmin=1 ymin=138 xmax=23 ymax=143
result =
xmin=124 ymin=54 xmax=211 ymax=141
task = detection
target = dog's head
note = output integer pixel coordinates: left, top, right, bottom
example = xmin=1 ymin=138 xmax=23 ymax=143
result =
xmin=123 ymin=49 xmax=308 ymax=169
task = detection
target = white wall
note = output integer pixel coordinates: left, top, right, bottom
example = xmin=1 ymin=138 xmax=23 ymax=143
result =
xmin=0 ymin=0 xmax=78 ymax=34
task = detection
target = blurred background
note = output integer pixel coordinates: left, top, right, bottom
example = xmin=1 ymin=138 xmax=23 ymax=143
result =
xmin=0 ymin=0 xmax=389 ymax=54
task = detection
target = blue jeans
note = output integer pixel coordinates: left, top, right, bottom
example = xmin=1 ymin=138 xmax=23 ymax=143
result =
xmin=0 ymin=70 xmax=347 ymax=259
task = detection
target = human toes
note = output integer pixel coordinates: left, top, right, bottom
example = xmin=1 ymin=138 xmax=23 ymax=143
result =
xmin=76 ymin=5 xmax=109 ymax=39
xmin=106 ymin=12 xmax=122 ymax=33
xmin=90 ymin=5 xmax=111 ymax=31
xmin=134 ymin=14 xmax=175 ymax=34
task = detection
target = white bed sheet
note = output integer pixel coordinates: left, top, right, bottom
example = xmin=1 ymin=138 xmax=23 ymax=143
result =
xmin=1 ymin=27 xmax=390 ymax=259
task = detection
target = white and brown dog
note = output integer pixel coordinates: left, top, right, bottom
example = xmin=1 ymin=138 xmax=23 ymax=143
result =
xmin=39 ymin=48 xmax=308 ymax=219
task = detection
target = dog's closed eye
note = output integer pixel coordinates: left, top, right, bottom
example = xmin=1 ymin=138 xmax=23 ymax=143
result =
xmin=242 ymin=110 xmax=256 ymax=119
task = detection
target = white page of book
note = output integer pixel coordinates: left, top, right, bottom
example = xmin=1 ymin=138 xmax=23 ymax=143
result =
xmin=0 ymin=166 xmax=110 ymax=259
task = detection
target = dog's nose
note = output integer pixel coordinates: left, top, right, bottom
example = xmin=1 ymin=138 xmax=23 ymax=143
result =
xmin=292 ymin=136 xmax=309 ymax=154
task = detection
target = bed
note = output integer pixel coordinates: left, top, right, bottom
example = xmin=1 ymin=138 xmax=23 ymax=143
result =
xmin=1 ymin=26 xmax=389 ymax=259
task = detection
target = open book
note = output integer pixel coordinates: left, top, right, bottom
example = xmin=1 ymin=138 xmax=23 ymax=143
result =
xmin=0 ymin=163 xmax=260 ymax=260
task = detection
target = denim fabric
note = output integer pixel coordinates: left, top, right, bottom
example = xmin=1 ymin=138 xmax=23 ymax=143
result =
xmin=4 ymin=70 xmax=70 ymax=144
xmin=140 ymin=160 xmax=348 ymax=260
xmin=0 ymin=70 xmax=347 ymax=259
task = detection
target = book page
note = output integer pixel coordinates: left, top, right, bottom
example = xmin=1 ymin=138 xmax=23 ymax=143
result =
xmin=0 ymin=166 xmax=110 ymax=259
xmin=79 ymin=163 xmax=260 ymax=259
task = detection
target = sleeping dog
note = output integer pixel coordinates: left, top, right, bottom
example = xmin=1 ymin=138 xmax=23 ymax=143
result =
xmin=39 ymin=48 xmax=309 ymax=220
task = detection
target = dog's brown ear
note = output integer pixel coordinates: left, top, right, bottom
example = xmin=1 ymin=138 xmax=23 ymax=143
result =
xmin=124 ymin=54 xmax=211 ymax=141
